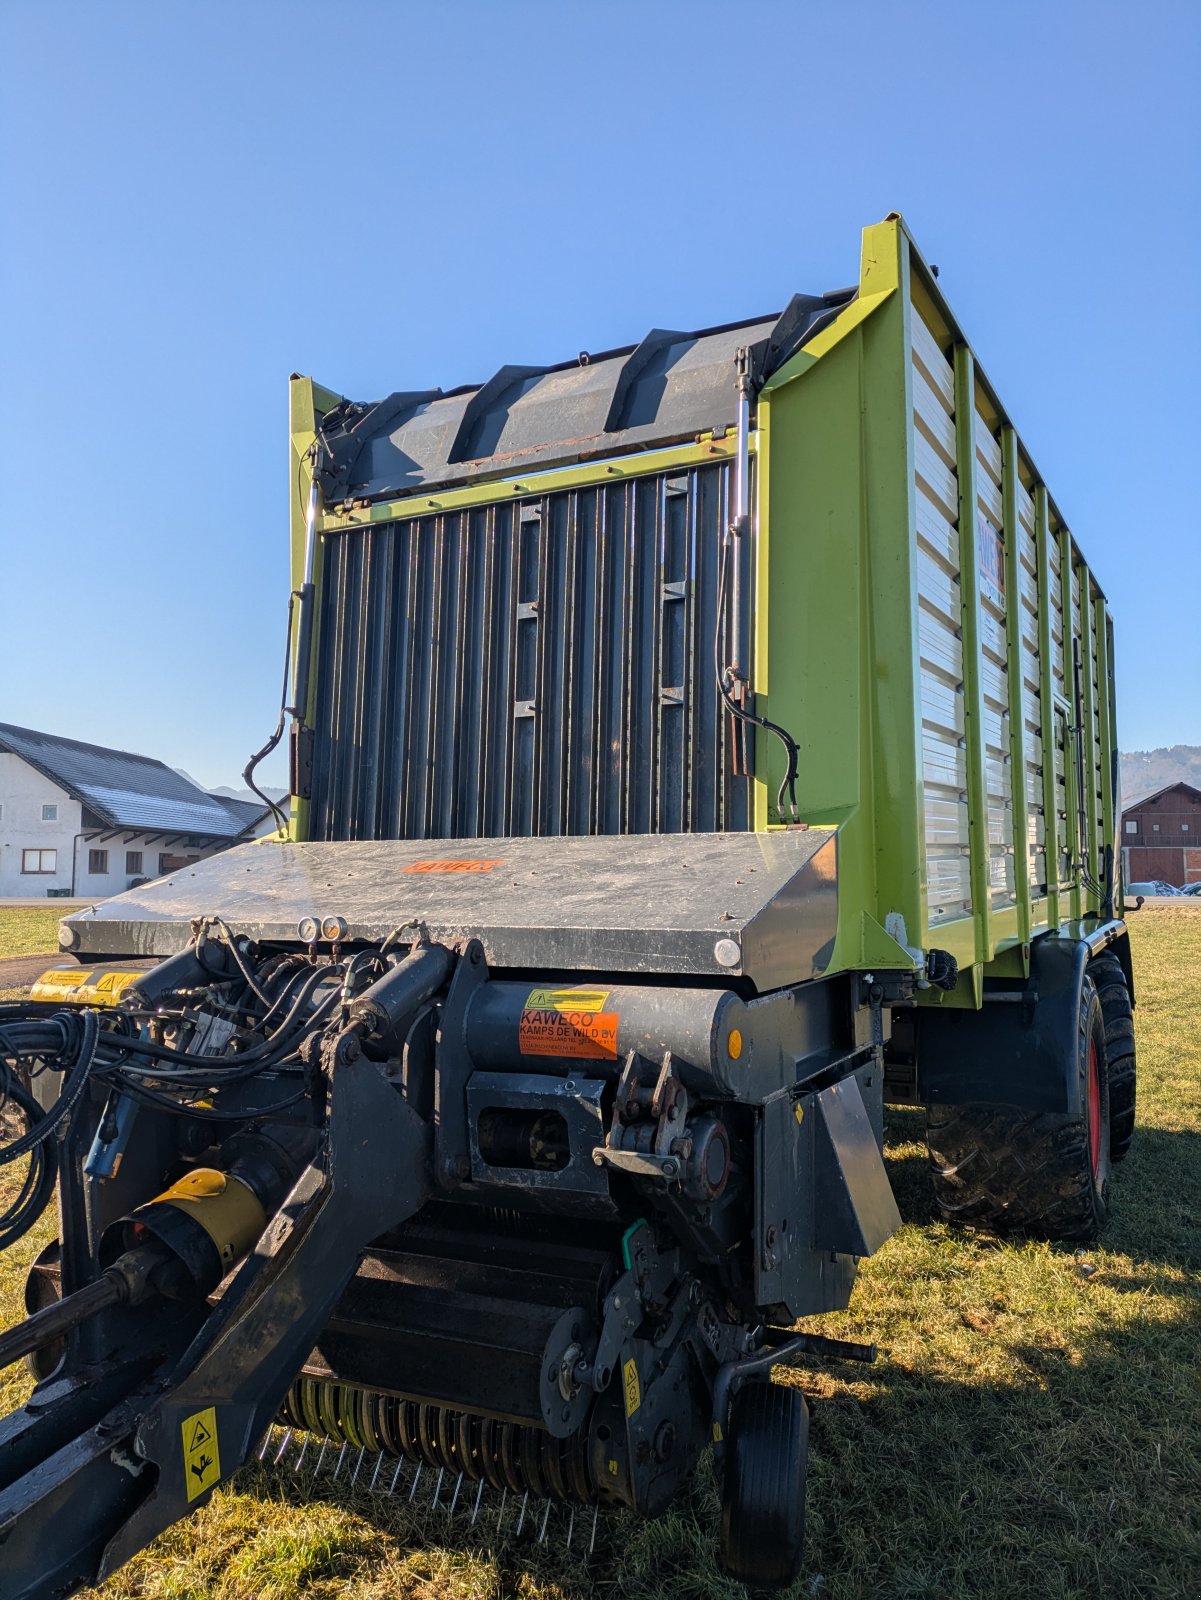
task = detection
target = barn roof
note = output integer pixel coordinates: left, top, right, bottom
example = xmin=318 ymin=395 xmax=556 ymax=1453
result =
xmin=1122 ymin=780 xmax=1201 ymax=811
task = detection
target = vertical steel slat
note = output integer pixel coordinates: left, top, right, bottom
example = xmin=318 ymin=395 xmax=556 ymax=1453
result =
xmin=691 ymin=466 xmax=716 ymax=831
xmin=953 ymin=344 xmax=993 ymax=968
xmin=333 ymin=534 xmax=362 ymax=839
xmin=565 ymin=490 xmax=593 ymax=834
xmin=590 ymin=486 xmax=610 ymax=835
xmin=359 ymin=531 xmax=391 ymax=844
xmin=1059 ymin=524 xmax=1080 ymax=924
xmin=658 ymin=476 xmax=688 ymax=832
xmin=629 ymin=476 xmax=657 ymax=833
xmin=382 ymin=525 xmax=409 ymax=840
xmin=619 ymin=481 xmax=635 ymax=832
xmin=1095 ymin=591 xmax=1115 ymax=906
xmin=320 ymin=535 xmax=346 ymax=838
xmin=1034 ymin=486 xmax=1060 ymax=932
xmin=1078 ymin=562 xmax=1098 ymax=914
xmin=506 ymin=505 xmax=528 ymax=835
xmin=1000 ymin=428 xmax=1031 ymax=948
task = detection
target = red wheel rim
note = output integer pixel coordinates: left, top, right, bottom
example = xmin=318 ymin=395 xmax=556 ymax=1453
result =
xmin=1087 ymin=1038 xmax=1102 ymax=1178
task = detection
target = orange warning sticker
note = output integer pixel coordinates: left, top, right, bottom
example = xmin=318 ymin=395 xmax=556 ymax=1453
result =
xmin=518 ymin=986 xmax=619 ymax=1059
xmin=401 ymin=859 xmax=503 ymax=874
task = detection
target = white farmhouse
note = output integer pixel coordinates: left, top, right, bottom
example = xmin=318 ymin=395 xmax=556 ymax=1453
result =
xmin=0 ymin=723 xmax=274 ymax=898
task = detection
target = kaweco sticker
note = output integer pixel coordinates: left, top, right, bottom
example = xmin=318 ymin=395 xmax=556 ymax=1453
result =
xmin=401 ymin=859 xmax=503 ymax=873
xmin=181 ymin=1406 xmax=220 ymax=1501
xmin=518 ymin=987 xmax=618 ymax=1059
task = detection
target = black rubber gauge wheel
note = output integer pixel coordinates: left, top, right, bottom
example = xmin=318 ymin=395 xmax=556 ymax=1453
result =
xmin=718 ymin=1381 xmax=809 ymax=1589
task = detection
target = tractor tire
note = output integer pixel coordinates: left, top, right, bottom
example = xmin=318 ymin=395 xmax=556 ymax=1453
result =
xmin=718 ymin=1382 xmax=808 ymax=1590
xmin=1090 ymin=950 xmax=1136 ymax=1162
xmin=925 ymin=973 xmax=1111 ymax=1241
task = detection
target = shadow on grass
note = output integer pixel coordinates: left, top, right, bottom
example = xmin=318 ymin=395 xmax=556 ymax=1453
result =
xmin=242 ymin=1291 xmax=1199 ymax=1600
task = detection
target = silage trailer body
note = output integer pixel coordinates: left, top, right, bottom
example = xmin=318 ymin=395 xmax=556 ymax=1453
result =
xmin=288 ymin=213 xmax=1123 ymax=1008
xmin=0 ymin=216 xmax=1135 ymax=1597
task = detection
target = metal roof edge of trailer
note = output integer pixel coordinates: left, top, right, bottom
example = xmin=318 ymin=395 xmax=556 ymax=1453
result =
xmin=295 ymin=210 xmax=1106 ymax=602
xmin=300 ymin=294 xmax=857 ymax=507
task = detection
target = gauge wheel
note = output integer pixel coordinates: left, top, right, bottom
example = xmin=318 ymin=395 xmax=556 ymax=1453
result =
xmin=718 ymin=1381 xmax=809 ymax=1589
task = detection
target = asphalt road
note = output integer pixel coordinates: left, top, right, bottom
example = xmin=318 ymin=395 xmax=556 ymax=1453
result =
xmin=0 ymin=952 xmax=152 ymax=988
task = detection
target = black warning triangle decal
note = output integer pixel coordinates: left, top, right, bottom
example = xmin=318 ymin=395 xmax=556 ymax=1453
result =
xmin=188 ymin=1418 xmax=212 ymax=1450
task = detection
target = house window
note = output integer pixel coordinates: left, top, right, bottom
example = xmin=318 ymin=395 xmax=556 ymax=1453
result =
xmin=22 ymin=849 xmax=57 ymax=874
xmin=158 ymin=853 xmax=171 ymax=875
xmin=88 ymin=849 xmax=109 ymax=874
xmin=1152 ymin=823 xmax=1160 ymax=832
xmin=126 ymin=850 xmax=143 ymax=874
xmin=1184 ymin=824 xmax=1191 ymax=833
xmin=41 ymin=804 xmax=58 ymax=822
xmin=1125 ymin=820 xmax=1137 ymax=834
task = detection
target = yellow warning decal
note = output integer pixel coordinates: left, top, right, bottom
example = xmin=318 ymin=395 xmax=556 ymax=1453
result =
xmin=519 ymin=987 xmax=618 ymax=1060
xmin=30 ymin=969 xmax=139 ymax=1006
xmin=623 ymin=1358 xmax=641 ymax=1418
xmin=524 ymin=987 xmax=610 ymax=1012
xmin=181 ymin=1406 xmax=221 ymax=1501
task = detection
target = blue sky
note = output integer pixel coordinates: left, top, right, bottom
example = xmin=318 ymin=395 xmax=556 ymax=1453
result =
xmin=1 ymin=0 xmax=1198 ymax=790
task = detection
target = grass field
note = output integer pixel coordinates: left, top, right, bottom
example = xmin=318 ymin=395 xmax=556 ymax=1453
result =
xmin=1 ymin=908 xmax=1198 ymax=1599
xmin=0 ymin=904 xmax=71 ymax=958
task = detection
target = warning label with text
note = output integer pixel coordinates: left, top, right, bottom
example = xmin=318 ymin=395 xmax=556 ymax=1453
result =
xmin=518 ymin=987 xmax=619 ymax=1059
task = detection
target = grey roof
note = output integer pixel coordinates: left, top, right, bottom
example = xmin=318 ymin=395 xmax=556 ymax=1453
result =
xmin=210 ymin=792 xmax=273 ymax=829
xmin=315 ymin=290 xmax=856 ymax=503
xmin=0 ymin=723 xmax=253 ymax=839
xmin=1122 ymin=780 xmax=1201 ymax=812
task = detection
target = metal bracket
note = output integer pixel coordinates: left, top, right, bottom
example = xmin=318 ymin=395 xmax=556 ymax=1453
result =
xmin=433 ymin=939 xmax=488 ymax=1190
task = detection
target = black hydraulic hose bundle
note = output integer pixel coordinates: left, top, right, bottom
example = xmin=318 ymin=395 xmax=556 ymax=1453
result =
xmin=0 ymin=1009 xmax=100 ymax=1250
xmin=0 ymin=946 xmax=343 ymax=1250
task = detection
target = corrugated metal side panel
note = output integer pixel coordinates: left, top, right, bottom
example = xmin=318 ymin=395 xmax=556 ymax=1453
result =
xmin=307 ymin=462 xmax=750 ymax=840
xmin=911 ymin=308 xmax=972 ymax=925
xmin=974 ymin=406 xmax=1015 ymax=910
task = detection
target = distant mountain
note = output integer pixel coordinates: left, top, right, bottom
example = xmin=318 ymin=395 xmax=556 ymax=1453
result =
xmin=172 ymin=770 xmax=288 ymax=806
xmin=210 ymin=783 xmax=289 ymax=805
xmin=1120 ymin=746 xmax=1201 ymax=805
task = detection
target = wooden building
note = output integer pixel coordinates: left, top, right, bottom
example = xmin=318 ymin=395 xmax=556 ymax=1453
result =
xmin=1121 ymin=781 xmax=1201 ymax=886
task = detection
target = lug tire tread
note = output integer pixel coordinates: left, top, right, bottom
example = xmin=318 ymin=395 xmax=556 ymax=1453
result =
xmin=1090 ymin=952 xmax=1136 ymax=1161
xmin=926 ymin=1104 xmax=1101 ymax=1240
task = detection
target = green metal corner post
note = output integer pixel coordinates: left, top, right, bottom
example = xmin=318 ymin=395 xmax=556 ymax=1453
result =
xmin=288 ymin=374 xmax=341 ymax=842
xmin=757 ymin=217 xmax=926 ymax=975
